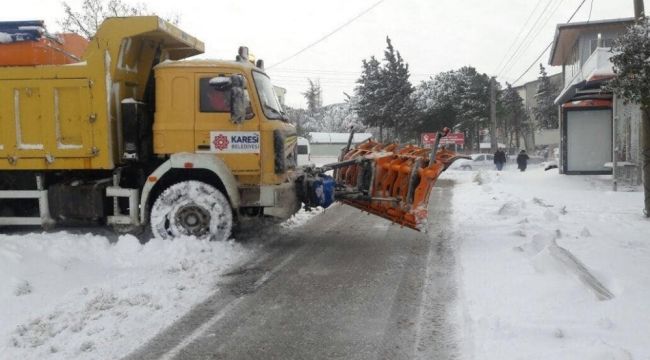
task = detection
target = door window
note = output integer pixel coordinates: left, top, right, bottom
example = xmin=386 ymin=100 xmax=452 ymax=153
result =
xmin=199 ymin=77 xmax=252 ymax=115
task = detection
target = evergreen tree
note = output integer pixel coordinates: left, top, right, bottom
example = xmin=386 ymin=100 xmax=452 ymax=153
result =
xmin=533 ymin=64 xmax=558 ymax=129
xmin=355 ymin=56 xmax=385 ymax=140
xmin=457 ymin=67 xmax=491 ymax=151
xmin=302 ymin=79 xmax=322 ymax=115
xmin=355 ymin=37 xmax=414 ymax=142
xmin=380 ymin=37 xmax=415 ymax=141
xmin=499 ymin=82 xmax=527 ymax=149
xmin=608 ymin=17 xmax=650 ymax=217
xmin=412 ymin=67 xmax=491 ymax=151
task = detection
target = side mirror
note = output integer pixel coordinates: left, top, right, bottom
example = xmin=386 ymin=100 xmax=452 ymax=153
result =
xmin=208 ymin=75 xmax=246 ymax=124
xmin=230 ymin=75 xmax=246 ymax=124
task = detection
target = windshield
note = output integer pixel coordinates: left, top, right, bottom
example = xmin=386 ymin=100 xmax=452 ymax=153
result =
xmin=252 ymin=71 xmax=285 ymax=120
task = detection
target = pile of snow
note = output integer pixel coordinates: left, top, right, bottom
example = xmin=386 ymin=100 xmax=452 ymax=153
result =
xmin=443 ymin=168 xmax=650 ymax=358
xmin=0 ymin=233 xmax=250 ymax=359
xmin=281 ymin=206 xmax=325 ymax=229
xmin=0 ymin=200 xmax=326 ymax=360
xmin=0 ymin=32 xmax=13 ymax=44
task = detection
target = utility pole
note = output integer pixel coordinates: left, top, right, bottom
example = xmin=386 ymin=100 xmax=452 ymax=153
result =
xmin=490 ymin=77 xmax=498 ymax=153
xmin=634 ymin=0 xmax=650 ymax=217
xmin=634 ymin=0 xmax=645 ymax=19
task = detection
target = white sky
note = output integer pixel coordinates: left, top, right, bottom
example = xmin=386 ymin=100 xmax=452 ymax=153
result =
xmin=1 ymin=0 xmax=640 ymax=107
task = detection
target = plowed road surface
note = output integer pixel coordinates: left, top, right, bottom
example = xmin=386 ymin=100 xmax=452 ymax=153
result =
xmin=125 ymin=180 xmax=459 ymax=360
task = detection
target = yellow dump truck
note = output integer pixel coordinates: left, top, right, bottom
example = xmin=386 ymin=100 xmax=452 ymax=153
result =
xmin=0 ymin=16 xmax=302 ymax=240
xmin=0 ymin=16 xmax=465 ymax=240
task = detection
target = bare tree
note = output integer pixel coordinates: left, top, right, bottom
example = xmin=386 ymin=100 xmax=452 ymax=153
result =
xmin=59 ymin=0 xmax=180 ymax=38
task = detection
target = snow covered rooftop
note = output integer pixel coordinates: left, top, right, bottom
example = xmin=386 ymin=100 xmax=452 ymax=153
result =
xmin=309 ymin=132 xmax=373 ymax=144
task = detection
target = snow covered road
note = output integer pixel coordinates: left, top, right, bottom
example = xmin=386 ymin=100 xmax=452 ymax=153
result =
xmin=124 ymin=180 xmax=460 ymax=360
xmin=4 ymin=164 xmax=648 ymax=360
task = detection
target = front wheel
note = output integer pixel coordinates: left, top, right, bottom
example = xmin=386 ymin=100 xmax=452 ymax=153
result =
xmin=150 ymin=180 xmax=233 ymax=241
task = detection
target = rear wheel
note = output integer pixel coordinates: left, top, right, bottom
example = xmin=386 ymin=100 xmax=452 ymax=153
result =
xmin=150 ymin=180 xmax=233 ymax=241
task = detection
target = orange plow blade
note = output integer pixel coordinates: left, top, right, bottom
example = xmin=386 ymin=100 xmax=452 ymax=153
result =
xmin=327 ymin=129 xmax=467 ymax=231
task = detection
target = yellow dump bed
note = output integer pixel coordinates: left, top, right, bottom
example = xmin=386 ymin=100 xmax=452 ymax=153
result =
xmin=0 ymin=16 xmax=203 ymax=170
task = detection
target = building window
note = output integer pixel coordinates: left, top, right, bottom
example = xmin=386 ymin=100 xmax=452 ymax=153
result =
xmin=590 ymin=37 xmax=616 ymax=53
xmin=297 ymin=145 xmax=309 ymax=155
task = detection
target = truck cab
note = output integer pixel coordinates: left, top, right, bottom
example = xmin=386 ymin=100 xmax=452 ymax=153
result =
xmin=153 ymin=57 xmax=298 ymax=187
xmin=148 ymin=54 xmax=302 ymax=234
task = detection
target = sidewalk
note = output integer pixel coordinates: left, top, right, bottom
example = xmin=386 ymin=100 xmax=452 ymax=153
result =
xmin=442 ymin=167 xmax=650 ymax=359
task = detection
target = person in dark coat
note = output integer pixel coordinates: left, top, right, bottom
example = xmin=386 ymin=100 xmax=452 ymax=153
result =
xmin=516 ymin=150 xmax=529 ymax=172
xmin=494 ymin=148 xmax=506 ymax=171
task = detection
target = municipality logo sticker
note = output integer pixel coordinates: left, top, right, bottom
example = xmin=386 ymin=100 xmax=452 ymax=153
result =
xmin=210 ymin=131 xmax=260 ymax=153
xmin=213 ymin=134 xmax=229 ymax=151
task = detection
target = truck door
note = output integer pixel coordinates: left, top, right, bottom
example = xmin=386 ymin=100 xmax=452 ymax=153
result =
xmin=194 ymin=73 xmax=261 ymax=173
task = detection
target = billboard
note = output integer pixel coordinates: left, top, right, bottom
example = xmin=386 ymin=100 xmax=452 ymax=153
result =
xmin=421 ymin=132 xmax=464 ymax=146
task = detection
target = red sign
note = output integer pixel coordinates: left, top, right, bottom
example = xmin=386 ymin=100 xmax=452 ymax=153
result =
xmin=421 ymin=132 xmax=464 ymax=146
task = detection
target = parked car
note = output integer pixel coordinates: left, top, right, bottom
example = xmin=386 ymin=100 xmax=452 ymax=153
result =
xmin=451 ymin=153 xmax=495 ymax=170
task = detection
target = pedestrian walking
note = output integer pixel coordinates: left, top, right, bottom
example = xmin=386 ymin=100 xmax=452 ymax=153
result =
xmin=517 ymin=149 xmax=529 ymax=172
xmin=494 ymin=148 xmax=506 ymax=171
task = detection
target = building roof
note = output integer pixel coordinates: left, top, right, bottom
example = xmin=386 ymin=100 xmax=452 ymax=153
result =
xmin=309 ymin=132 xmax=373 ymax=144
xmin=548 ymin=17 xmax=635 ymax=66
xmin=512 ymin=72 xmax=562 ymax=91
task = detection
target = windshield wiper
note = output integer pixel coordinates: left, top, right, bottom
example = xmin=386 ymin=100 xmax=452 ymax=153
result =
xmin=263 ymin=103 xmax=287 ymax=121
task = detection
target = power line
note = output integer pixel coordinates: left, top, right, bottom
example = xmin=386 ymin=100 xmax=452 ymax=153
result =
xmin=587 ymin=0 xmax=594 ymax=22
xmin=497 ymin=0 xmax=557 ymax=77
xmin=510 ymin=0 xmax=589 ymax=85
xmin=510 ymin=42 xmax=553 ymax=85
xmin=501 ymin=0 xmax=567 ymax=78
xmin=493 ymin=0 xmax=546 ymax=74
xmin=267 ymin=0 xmax=387 ymax=69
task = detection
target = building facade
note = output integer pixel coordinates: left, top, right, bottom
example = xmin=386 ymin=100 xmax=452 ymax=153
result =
xmin=549 ymin=17 xmax=642 ymax=182
xmin=514 ymin=73 xmax=563 ymax=153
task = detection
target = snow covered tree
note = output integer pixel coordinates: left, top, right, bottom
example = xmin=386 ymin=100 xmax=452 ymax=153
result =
xmin=532 ymin=64 xmax=558 ymax=129
xmin=355 ymin=37 xmax=414 ymax=142
xmin=302 ymin=79 xmax=322 ymax=116
xmin=608 ymin=17 xmax=650 ymax=217
xmin=356 ymin=56 xmax=386 ymax=140
xmin=499 ymin=82 xmax=527 ymax=149
xmin=284 ymin=106 xmax=311 ymax=137
xmin=286 ymin=88 xmax=361 ymax=136
xmin=59 ymin=0 xmax=180 ymax=38
xmin=380 ymin=37 xmax=415 ymax=141
xmin=413 ymin=71 xmax=461 ymax=134
xmin=319 ymin=101 xmax=363 ymax=133
xmin=457 ymin=67 xmax=492 ymax=150
xmin=412 ymin=67 xmax=491 ymax=151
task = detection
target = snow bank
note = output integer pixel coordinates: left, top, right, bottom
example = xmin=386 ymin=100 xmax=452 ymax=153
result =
xmin=443 ymin=167 xmax=650 ymax=359
xmin=0 ymin=232 xmax=250 ymax=360
xmin=281 ymin=206 xmax=325 ymax=229
xmin=0 ymin=32 xmax=12 ymax=44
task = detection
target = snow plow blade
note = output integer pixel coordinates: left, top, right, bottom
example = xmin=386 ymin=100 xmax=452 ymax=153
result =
xmin=327 ymin=129 xmax=466 ymax=231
